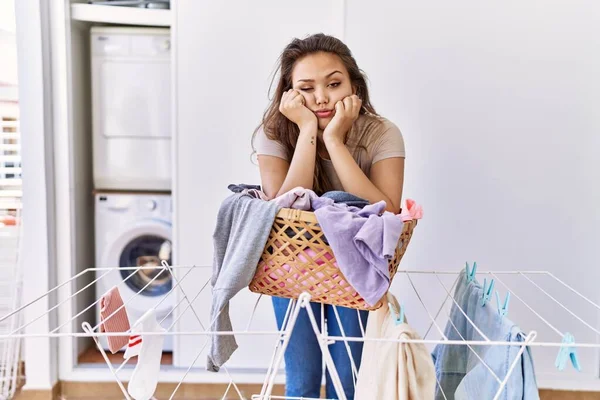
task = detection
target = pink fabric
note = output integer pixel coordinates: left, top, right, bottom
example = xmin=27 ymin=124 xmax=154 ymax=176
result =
xmin=399 ymin=199 xmax=423 ymax=222
xmin=263 ymin=248 xmax=354 ymax=296
xmin=100 ymin=287 xmax=131 ymax=354
xmin=271 ymin=187 xmax=319 ymax=210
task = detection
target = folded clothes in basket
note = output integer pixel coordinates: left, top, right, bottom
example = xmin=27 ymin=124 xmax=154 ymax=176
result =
xmin=273 ymin=188 xmax=370 ymax=244
xmin=312 ymin=198 xmax=404 ymax=306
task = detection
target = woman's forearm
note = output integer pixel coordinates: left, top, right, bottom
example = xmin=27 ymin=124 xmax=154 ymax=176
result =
xmin=276 ymin=124 xmax=318 ymax=197
xmin=325 ymin=138 xmax=397 ymax=212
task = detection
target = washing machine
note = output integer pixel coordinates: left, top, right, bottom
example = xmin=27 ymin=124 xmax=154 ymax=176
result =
xmin=95 ymin=193 xmax=174 ymax=351
xmin=91 ymin=26 xmax=172 ymax=191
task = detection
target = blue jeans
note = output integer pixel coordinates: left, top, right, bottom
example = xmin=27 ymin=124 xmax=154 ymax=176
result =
xmin=431 ymin=273 xmax=539 ymax=400
xmin=272 ymin=297 xmax=369 ymax=400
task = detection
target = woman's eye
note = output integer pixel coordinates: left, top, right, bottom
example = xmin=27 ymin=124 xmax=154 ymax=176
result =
xmin=300 ymin=87 xmax=313 ymax=91
xmin=329 ymin=82 xmax=340 ymax=88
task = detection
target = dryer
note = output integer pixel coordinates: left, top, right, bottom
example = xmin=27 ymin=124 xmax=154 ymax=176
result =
xmin=91 ymin=26 xmax=172 ymax=191
xmin=95 ymin=193 xmax=174 ymax=351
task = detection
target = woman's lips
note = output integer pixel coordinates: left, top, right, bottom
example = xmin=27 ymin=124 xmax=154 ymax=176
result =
xmin=315 ymin=110 xmax=334 ymax=118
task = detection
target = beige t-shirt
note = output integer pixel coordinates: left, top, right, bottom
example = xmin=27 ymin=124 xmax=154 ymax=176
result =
xmin=254 ymin=115 xmax=406 ymax=191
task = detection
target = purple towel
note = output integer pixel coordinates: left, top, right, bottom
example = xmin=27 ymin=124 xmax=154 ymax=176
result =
xmin=312 ymin=198 xmax=404 ymax=306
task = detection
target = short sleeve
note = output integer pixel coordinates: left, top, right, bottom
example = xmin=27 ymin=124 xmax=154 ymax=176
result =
xmin=371 ymin=121 xmax=406 ymax=164
xmin=254 ymin=127 xmax=288 ymax=161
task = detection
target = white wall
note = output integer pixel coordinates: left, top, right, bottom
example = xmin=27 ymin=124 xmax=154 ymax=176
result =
xmin=345 ymin=0 xmax=600 ymax=390
xmin=176 ymin=0 xmax=600 ymax=390
xmin=174 ymin=0 xmax=344 ymax=380
xmin=14 ymin=0 xmax=58 ymax=390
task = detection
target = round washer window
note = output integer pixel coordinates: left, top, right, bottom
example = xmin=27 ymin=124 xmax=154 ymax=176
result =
xmin=119 ymin=235 xmax=172 ymax=297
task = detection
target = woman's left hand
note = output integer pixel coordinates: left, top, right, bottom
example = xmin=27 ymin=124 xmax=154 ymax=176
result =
xmin=323 ymin=95 xmax=362 ymax=145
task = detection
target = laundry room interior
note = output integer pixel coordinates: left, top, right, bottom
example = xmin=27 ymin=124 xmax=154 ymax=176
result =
xmin=6 ymin=0 xmax=600 ymax=399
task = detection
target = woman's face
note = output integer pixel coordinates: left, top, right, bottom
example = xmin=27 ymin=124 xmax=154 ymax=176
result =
xmin=291 ymin=52 xmax=355 ymax=130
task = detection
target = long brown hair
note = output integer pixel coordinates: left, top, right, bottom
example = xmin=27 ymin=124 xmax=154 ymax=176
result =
xmin=252 ymin=33 xmax=382 ymax=195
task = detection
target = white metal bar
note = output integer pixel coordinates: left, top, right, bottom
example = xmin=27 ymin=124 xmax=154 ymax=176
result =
xmin=23 ymin=268 xmax=115 ymax=335
xmin=245 ymin=294 xmax=263 ymax=332
xmin=398 ymin=270 xmax=550 ymax=275
xmin=81 ymin=322 xmax=132 ymax=400
xmin=434 ymin=272 xmax=491 ymax=341
xmin=302 ymin=294 xmax=347 ymax=400
xmin=518 ymin=272 xmax=600 ymax=335
xmin=423 ymin=273 xmax=459 ymax=339
xmin=330 ymin=304 xmax=359 ymax=386
xmin=164 ymin=267 xmax=245 ymax=400
xmin=547 ymin=272 xmax=600 ymax=311
xmin=262 ymin=297 xmax=306 ymax=399
xmin=0 ymin=267 xmax=92 ymax=325
xmin=491 ymin=331 xmax=537 ymax=400
xmin=438 ymin=302 xmax=502 ymax=384
xmin=406 ymin=272 xmax=448 ymax=340
xmin=488 ymin=272 xmax=563 ymax=337
xmin=259 ymin=299 xmax=295 ymax=400
xmin=91 ymin=266 xmax=169 ymax=331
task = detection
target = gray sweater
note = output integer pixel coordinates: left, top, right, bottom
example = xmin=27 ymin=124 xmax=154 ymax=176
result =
xmin=207 ymin=193 xmax=279 ymax=372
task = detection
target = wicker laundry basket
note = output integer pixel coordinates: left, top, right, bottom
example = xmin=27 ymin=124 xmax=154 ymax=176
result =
xmin=249 ymin=208 xmax=417 ymax=311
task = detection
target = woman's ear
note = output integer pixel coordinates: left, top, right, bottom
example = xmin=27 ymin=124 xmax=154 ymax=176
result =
xmin=352 ymin=86 xmax=357 ymax=95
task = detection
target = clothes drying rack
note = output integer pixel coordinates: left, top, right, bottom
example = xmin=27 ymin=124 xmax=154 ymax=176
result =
xmin=0 ymin=262 xmax=596 ymax=400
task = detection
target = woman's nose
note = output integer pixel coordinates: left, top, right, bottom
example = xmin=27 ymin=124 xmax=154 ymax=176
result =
xmin=314 ymin=88 xmax=328 ymax=105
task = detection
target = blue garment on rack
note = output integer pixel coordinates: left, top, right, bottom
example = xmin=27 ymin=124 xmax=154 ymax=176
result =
xmin=431 ymin=273 xmax=539 ymax=400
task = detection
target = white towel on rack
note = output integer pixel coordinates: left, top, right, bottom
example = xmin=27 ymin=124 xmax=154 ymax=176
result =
xmin=355 ymin=293 xmax=436 ymax=400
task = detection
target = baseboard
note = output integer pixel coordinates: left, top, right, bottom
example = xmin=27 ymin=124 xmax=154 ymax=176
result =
xmin=539 ymin=389 xmax=600 ymax=400
xmin=15 ymin=381 xmax=598 ymax=400
xmin=14 ymin=382 xmax=61 ymax=400
xmin=60 ymin=381 xmax=286 ymax=399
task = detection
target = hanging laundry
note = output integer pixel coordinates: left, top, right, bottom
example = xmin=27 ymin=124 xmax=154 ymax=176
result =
xmin=432 ymin=272 xmax=539 ymax=400
xmin=355 ymin=293 xmax=436 ymax=400
xmin=123 ymin=334 xmax=142 ymax=360
xmin=127 ymin=308 xmax=166 ymax=400
xmin=99 ymin=287 xmax=131 ymax=354
xmin=207 ymin=193 xmax=280 ymax=372
xmin=312 ymin=198 xmax=404 ymax=306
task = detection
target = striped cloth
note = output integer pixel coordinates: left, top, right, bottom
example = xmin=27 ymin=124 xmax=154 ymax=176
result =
xmin=99 ymin=287 xmax=131 ymax=354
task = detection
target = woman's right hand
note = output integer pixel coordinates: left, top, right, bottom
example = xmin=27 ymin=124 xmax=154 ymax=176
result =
xmin=279 ymin=89 xmax=317 ymax=130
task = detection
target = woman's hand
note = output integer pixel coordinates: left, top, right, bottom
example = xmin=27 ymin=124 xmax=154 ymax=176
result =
xmin=279 ymin=89 xmax=317 ymax=130
xmin=323 ymin=95 xmax=362 ymax=145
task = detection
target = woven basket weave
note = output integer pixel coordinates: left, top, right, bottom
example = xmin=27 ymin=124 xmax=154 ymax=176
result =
xmin=249 ymin=208 xmax=417 ymax=311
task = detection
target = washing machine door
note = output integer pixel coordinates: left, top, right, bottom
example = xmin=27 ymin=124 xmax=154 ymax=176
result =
xmin=103 ymin=220 xmax=173 ymax=312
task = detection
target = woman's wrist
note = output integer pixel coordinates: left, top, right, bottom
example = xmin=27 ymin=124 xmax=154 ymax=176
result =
xmin=323 ymin=133 xmax=344 ymax=149
xmin=298 ymin=122 xmax=318 ymax=135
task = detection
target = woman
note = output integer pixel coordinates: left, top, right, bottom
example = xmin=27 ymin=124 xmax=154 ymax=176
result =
xmin=253 ymin=33 xmax=406 ymax=399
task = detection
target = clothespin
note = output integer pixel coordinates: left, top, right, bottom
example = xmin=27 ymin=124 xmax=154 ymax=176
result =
xmin=465 ymin=261 xmax=477 ymax=283
xmin=481 ymin=278 xmax=495 ymax=307
xmin=388 ymin=301 xmax=405 ymax=325
xmin=495 ymin=291 xmax=510 ymax=317
xmin=555 ymin=332 xmax=581 ymax=372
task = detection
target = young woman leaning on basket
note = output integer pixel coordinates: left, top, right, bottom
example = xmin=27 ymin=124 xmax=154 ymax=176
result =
xmin=252 ymin=33 xmax=405 ymax=400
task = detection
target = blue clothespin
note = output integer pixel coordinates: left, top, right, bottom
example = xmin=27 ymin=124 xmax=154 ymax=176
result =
xmin=481 ymin=278 xmax=495 ymax=307
xmin=465 ymin=261 xmax=477 ymax=283
xmin=555 ymin=332 xmax=581 ymax=372
xmin=389 ymin=301 xmax=405 ymax=325
xmin=495 ymin=291 xmax=510 ymax=317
